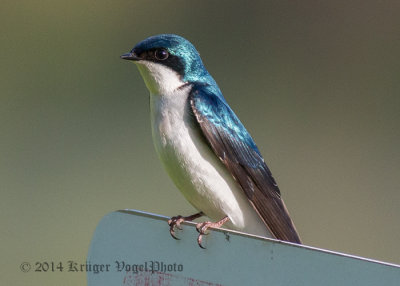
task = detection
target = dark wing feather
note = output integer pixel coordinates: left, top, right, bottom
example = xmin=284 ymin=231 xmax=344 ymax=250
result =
xmin=189 ymin=84 xmax=301 ymax=243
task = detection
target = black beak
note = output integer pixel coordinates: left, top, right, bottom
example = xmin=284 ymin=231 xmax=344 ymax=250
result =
xmin=120 ymin=51 xmax=141 ymax=61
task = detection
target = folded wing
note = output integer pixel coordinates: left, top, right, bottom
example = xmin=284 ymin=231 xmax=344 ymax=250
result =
xmin=189 ymin=84 xmax=301 ymax=243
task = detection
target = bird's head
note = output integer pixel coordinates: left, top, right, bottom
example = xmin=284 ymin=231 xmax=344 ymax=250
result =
xmin=121 ymin=34 xmax=209 ymax=94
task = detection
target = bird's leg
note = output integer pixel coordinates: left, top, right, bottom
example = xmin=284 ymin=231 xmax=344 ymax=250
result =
xmin=196 ymin=216 xmax=230 ymax=249
xmin=168 ymin=212 xmax=204 ymax=240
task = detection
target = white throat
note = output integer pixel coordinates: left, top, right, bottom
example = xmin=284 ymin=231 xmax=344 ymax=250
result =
xmin=135 ymin=61 xmax=185 ymax=95
xmin=134 ymin=59 xmax=272 ymax=238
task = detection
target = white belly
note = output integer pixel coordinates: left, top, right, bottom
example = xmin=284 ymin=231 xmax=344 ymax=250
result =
xmin=149 ymin=88 xmax=272 ymax=238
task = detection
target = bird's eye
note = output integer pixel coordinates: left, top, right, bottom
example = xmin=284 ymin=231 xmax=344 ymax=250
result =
xmin=154 ymin=49 xmax=169 ymax=61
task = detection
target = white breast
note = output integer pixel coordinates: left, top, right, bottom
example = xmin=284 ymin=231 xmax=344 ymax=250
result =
xmin=136 ymin=61 xmax=272 ymax=237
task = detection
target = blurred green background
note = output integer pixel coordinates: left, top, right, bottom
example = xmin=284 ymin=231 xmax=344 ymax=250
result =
xmin=2 ymin=0 xmax=400 ymax=284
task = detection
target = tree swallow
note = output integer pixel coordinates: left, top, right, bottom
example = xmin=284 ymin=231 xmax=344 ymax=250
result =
xmin=121 ymin=34 xmax=301 ymax=247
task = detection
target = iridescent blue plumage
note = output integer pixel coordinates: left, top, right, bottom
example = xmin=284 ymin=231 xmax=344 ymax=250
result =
xmin=123 ymin=34 xmax=301 ymax=243
xmin=189 ymin=80 xmax=301 ymax=243
xmin=133 ymin=35 xmax=263 ymax=157
xmin=190 ymin=83 xmax=263 ymax=162
xmin=131 ymin=34 xmax=212 ymax=83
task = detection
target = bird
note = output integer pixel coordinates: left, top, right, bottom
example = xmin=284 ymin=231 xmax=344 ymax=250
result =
xmin=121 ymin=34 xmax=301 ymax=247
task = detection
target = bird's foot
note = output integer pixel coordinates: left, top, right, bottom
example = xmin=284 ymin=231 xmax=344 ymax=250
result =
xmin=196 ymin=216 xmax=230 ymax=249
xmin=168 ymin=212 xmax=204 ymax=240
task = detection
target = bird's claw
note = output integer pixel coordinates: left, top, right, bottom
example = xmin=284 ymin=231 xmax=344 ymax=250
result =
xmin=168 ymin=212 xmax=224 ymax=248
xmin=167 ymin=212 xmax=204 ymax=240
xmin=168 ymin=216 xmax=185 ymax=240
xmin=195 ymin=216 xmax=230 ymax=249
xmin=196 ymin=221 xmax=212 ymax=249
xmin=197 ymin=234 xmax=207 ymax=249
